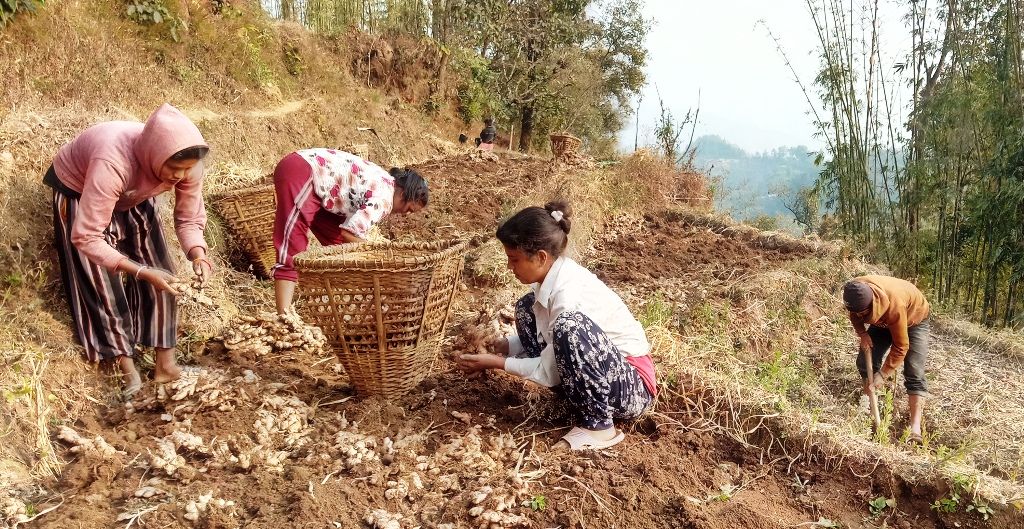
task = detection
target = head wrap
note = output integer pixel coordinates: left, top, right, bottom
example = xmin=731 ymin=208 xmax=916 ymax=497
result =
xmin=843 ymin=280 xmax=873 ymax=313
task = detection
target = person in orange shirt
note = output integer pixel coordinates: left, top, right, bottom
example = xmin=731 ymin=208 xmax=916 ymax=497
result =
xmin=843 ymin=275 xmax=931 ymax=444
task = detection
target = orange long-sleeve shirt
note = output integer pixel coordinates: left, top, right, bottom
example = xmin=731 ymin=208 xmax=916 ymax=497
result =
xmin=848 ymin=275 xmax=930 ymax=372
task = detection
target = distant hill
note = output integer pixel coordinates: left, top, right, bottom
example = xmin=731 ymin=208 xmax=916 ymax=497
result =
xmin=692 ymin=135 xmax=821 ymax=230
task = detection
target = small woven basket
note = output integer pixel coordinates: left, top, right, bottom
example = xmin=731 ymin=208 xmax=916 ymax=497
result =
xmin=209 ymin=184 xmax=278 ymax=278
xmin=294 ymin=240 xmax=469 ymax=398
xmin=550 ymin=133 xmax=582 ymax=157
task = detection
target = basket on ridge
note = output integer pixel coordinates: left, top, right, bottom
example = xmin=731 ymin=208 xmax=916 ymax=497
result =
xmin=550 ymin=133 xmax=582 ymax=157
xmin=209 ymin=184 xmax=278 ymax=279
xmin=294 ymin=240 xmax=469 ymax=398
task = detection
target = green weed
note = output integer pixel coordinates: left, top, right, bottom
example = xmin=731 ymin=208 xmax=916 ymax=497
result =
xmin=708 ymin=484 xmax=736 ymax=502
xmin=523 ymin=495 xmax=546 ymax=511
xmin=639 ymin=290 xmax=672 ymax=328
xmin=239 ymin=25 xmax=274 ymax=86
xmin=125 ymin=0 xmax=188 ymax=41
xmin=868 ymin=496 xmax=895 ymax=517
xmin=966 ymin=500 xmax=995 ymax=520
xmin=931 ymin=493 xmax=960 ymax=513
xmin=283 ymin=43 xmax=306 ymax=76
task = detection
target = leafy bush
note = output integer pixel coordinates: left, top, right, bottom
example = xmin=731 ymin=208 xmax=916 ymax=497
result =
xmin=1 ymin=0 xmax=43 ymax=27
xmin=451 ymin=48 xmax=495 ymax=125
xmin=125 ymin=0 xmax=188 ymax=41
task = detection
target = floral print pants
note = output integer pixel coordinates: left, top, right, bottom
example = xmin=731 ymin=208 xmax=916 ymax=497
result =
xmin=515 ymin=294 xmax=653 ymax=430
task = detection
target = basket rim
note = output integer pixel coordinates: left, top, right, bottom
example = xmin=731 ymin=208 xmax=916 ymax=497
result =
xmin=209 ymin=183 xmax=276 ymax=201
xmin=294 ymin=239 xmax=468 ymax=271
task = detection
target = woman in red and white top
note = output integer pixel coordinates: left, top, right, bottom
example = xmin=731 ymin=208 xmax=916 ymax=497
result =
xmin=271 ymin=149 xmax=429 ymax=313
xmin=45 ymin=103 xmax=212 ymax=396
xmin=457 ymin=201 xmax=657 ymax=450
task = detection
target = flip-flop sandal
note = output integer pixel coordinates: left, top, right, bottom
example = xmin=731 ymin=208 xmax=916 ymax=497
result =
xmin=122 ymin=383 xmax=142 ymax=401
xmin=561 ymin=426 xmax=625 ymax=451
xmin=905 ymin=433 xmax=924 ymax=446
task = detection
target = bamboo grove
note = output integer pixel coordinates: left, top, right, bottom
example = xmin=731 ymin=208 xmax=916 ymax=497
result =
xmin=804 ymin=0 xmax=1024 ymax=328
xmin=259 ymin=0 xmax=649 ymax=155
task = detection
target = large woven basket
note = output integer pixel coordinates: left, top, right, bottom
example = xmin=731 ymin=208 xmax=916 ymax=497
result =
xmin=209 ymin=184 xmax=278 ymax=278
xmin=294 ymin=240 xmax=469 ymax=398
xmin=550 ymin=133 xmax=582 ymax=157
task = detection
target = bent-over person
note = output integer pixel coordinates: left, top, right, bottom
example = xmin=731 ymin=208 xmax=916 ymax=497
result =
xmin=843 ymin=275 xmax=930 ymax=444
xmin=45 ymin=103 xmax=213 ymax=396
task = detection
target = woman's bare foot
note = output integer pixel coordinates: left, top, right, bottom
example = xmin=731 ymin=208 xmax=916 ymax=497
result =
xmin=118 ymin=356 xmax=142 ymax=396
xmin=153 ymin=347 xmax=182 ymax=383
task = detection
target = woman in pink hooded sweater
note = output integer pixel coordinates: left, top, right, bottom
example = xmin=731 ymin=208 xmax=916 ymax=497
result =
xmin=44 ymin=103 xmax=212 ymax=396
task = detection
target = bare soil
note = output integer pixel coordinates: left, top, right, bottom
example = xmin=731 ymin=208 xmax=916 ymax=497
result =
xmin=27 ymin=152 xmax=1019 ymax=529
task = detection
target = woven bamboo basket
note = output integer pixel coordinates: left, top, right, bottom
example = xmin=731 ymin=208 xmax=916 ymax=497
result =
xmin=550 ymin=133 xmax=582 ymax=157
xmin=209 ymin=184 xmax=278 ymax=278
xmin=294 ymin=240 xmax=469 ymax=398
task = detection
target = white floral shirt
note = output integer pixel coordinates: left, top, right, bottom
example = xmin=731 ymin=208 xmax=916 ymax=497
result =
xmin=295 ymin=149 xmax=395 ymax=238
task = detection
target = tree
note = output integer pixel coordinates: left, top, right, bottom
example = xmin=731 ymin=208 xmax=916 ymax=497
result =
xmin=476 ymin=0 xmax=649 ymax=151
xmin=780 ymin=185 xmax=821 ymax=235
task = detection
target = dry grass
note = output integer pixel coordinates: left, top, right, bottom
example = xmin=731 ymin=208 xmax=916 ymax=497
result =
xmin=623 ymin=238 xmax=1024 ymax=507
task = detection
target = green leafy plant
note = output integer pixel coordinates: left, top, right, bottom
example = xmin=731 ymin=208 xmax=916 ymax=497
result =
xmin=238 ymin=25 xmax=274 ymax=86
xmin=931 ymin=492 xmax=960 ymax=513
xmin=709 ymin=484 xmax=736 ymax=502
xmin=283 ymin=43 xmax=306 ymax=76
xmin=966 ymin=500 xmax=994 ymax=520
xmin=0 ymin=0 xmax=43 ymax=27
xmin=868 ymin=496 xmax=895 ymax=517
xmin=4 ymin=272 xmax=23 ymax=288
xmin=639 ymin=290 xmax=672 ymax=327
xmin=872 ymin=387 xmax=894 ymax=444
xmin=931 ymin=472 xmax=983 ymax=516
xmin=125 ymin=0 xmax=188 ymax=41
xmin=522 ymin=495 xmax=546 ymax=511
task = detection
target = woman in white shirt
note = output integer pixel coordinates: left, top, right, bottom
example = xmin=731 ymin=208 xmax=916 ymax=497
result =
xmin=457 ymin=202 xmax=657 ymax=450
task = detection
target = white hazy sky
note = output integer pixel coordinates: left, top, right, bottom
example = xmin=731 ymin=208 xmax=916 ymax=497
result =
xmin=621 ymin=0 xmax=911 ymax=154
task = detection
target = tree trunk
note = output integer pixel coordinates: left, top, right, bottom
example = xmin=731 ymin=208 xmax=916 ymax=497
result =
xmin=519 ymin=103 xmax=535 ymax=152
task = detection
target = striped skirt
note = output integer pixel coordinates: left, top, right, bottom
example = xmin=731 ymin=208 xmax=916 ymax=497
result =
xmin=52 ymin=190 xmax=178 ymax=363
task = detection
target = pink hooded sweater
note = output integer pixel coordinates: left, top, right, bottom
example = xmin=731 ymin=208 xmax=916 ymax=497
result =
xmin=52 ymin=104 xmax=209 ymax=271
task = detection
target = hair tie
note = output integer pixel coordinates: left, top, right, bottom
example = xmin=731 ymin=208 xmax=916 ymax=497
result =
xmin=550 ymin=210 xmax=564 ymax=222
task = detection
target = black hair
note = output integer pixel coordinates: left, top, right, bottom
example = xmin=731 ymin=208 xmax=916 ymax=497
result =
xmin=495 ymin=201 xmax=572 ymax=258
xmin=390 ymin=167 xmax=429 ymax=206
xmin=169 ymin=146 xmax=210 ymax=161
xmin=484 ymin=118 xmax=494 ymax=126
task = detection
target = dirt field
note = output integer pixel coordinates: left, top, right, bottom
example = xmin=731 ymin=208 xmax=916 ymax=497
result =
xmin=2 ymin=3 xmax=1023 ymax=524
xmin=15 ymin=151 xmax=1018 ymax=529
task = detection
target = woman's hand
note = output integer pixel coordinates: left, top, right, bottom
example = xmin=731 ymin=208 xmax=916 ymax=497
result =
xmin=192 ymin=258 xmax=212 ymax=288
xmin=492 ymin=337 xmax=510 ymax=357
xmin=456 ymin=353 xmax=505 ymax=376
xmin=139 ymin=267 xmax=181 ymax=295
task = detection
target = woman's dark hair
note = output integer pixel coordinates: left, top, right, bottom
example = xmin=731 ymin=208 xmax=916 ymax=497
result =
xmin=496 ymin=201 xmax=572 ymax=258
xmin=169 ymin=146 xmax=210 ymax=161
xmin=390 ymin=167 xmax=429 ymax=206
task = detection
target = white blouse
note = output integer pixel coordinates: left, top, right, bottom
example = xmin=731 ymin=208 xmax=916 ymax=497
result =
xmin=503 ymin=257 xmax=650 ymax=387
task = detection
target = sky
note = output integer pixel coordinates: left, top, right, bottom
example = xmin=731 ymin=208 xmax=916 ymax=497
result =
xmin=620 ymin=0 xmax=911 ymax=155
